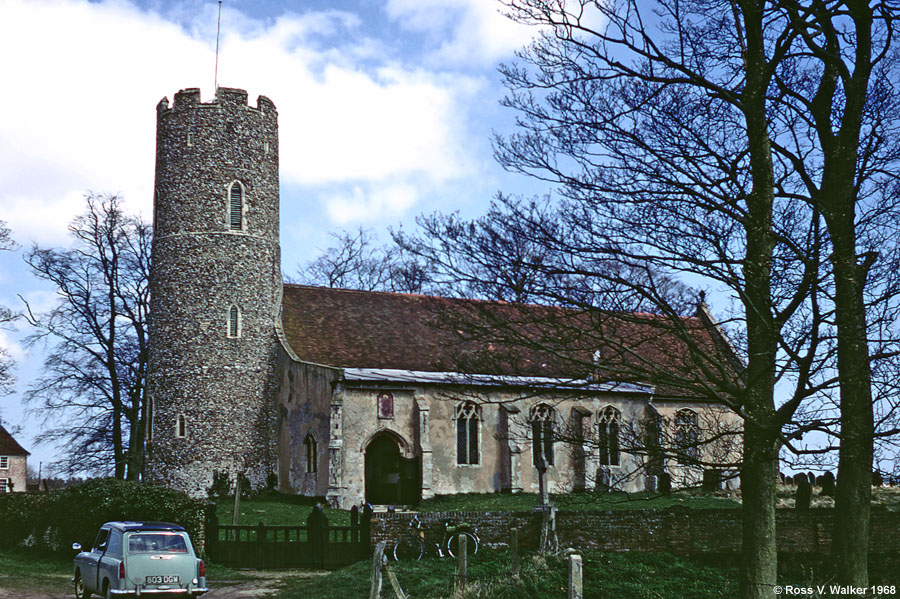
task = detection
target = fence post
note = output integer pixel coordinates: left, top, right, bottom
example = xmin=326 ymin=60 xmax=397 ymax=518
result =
xmin=307 ymin=505 xmax=328 ymax=569
xmin=204 ymin=502 xmax=218 ymax=559
xmin=369 ymin=541 xmax=385 ymax=599
xmin=456 ymin=532 xmax=468 ymax=593
xmin=568 ymin=553 xmax=583 ymax=599
xmin=351 ymin=505 xmax=360 ymax=544
xmin=362 ymin=503 xmax=374 ymax=556
xmin=510 ymin=526 xmax=518 ymax=577
xmin=256 ymin=521 xmax=266 ymax=569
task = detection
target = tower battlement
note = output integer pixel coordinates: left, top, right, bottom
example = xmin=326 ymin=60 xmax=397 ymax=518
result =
xmin=156 ymin=87 xmax=277 ymax=119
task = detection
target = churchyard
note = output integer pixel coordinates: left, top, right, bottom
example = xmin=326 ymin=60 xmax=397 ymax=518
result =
xmin=2 ymin=484 xmax=900 ymax=598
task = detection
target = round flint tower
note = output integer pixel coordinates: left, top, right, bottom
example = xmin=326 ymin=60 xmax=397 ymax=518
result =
xmin=147 ymin=87 xmax=281 ymax=497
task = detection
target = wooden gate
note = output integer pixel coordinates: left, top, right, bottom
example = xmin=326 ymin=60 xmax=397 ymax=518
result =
xmin=204 ymin=504 xmax=371 ymax=569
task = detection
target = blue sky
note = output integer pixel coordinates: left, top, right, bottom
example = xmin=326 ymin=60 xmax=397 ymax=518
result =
xmin=0 ymin=0 xmax=551 ymax=471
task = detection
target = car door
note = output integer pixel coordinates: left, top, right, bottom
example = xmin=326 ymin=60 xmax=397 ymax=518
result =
xmin=97 ymin=529 xmax=124 ymax=592
xmin=82 ymin=528 xmax=110 ymax=593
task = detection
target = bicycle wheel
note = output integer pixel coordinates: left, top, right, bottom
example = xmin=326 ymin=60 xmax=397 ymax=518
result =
xmin=393 ymin=536 xmax=425 ymax=560
xmin=446 ymin=531 xmax=478 ymax=557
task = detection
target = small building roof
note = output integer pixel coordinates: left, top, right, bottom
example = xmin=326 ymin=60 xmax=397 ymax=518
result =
xmin=281 ymin=285 xmax=741 ymax=400
xmin=0 ymin=425 xmax=30 ymax=456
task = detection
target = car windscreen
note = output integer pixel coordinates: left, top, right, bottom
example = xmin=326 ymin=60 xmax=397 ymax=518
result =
xmin=126 ymin=532 xmax=189 ymax=554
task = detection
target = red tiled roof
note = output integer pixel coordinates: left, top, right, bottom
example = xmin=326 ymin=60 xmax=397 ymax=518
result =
xmin=280 ymin=285 xmax=740 ymax=398
xmin=0 ymin=425 xmax=30 ymax=456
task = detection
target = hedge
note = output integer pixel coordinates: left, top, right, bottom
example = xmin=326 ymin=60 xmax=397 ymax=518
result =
xmin=0 ymin=479 xmax=206 ymax=553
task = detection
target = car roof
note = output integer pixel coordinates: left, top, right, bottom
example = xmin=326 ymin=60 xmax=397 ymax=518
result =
xmin=102 ymin=521 xmax=187 ymax=533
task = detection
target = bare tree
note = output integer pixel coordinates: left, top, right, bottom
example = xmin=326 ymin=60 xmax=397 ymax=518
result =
xmin=297 ymin=227 xmax=431 ymax=294
xmin=0 ymin=220 xmax=17 ymax=397
xmin=22 ymin=194 xmax=151 ymax=480
xmin=481 ymin=0 xmax=900 ymax=592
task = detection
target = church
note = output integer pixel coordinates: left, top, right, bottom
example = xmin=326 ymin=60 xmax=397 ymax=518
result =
xmin=144 ymin=87 xmax=742 ymax=507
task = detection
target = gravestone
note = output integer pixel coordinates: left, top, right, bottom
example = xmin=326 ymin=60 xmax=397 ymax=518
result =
xmin=793 ymin=473 xmax=807 ymax=486
xmin=821 ymin=471 xmax=835 ymax=497
xmin=595 ymin=467 xmax=612 ymax=493
xmin=873 ymin=470 xmax=884 ymax=487
xmin=807 ymin=472 xmax=816 ymax=486
xmin=795 ymin=479 xmax=811 ymax=510
xmin=645 ymin=474 xmax=658 ymax=493
xmin=702 ymin=470 xmax=721 ymax=493
xmin=658 ymin=472 xmax=672 ymax=495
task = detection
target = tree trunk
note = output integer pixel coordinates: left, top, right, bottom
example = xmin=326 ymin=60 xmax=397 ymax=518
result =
xmin=740 ymin=419 xmax=779 ymax=599
xmin=829 ymin=227 xmax=874 ymax=587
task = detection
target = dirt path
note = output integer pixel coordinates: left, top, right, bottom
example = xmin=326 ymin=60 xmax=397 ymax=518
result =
xmin=0 ymin=570 xmax=326 ymax=599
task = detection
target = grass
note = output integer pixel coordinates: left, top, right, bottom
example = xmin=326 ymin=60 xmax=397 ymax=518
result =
xmin=0 ymin=548 xmax=71 ymax=592
xmin=273 ymin=548 xmax=740 ymax=599
xmin=213 ymin=494 xmax=351 ymax=526
xmin=272 ymin=550 xmax=900 ymax=599
xmin=0 ymin=547 xmax=257 ymax=592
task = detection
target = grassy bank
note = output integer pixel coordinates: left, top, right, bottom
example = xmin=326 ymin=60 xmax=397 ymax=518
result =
xmin=273 ymin=549 xmax=739 ymax=599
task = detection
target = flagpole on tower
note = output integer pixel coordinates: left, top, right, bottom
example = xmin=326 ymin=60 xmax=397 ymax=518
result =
xmin=214 ymin=1 xmax=223 ymax=91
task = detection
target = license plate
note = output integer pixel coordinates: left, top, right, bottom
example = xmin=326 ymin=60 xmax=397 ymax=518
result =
xmin=146 ymin=575 xmax=180 ymax=584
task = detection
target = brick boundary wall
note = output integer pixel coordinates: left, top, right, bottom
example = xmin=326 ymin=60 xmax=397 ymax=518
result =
xmin=372 ymin=508 xmax=900 ymax=556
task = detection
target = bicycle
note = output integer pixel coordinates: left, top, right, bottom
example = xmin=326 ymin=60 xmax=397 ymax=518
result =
xmin=392 ymin=515 xmax=479 ymax=560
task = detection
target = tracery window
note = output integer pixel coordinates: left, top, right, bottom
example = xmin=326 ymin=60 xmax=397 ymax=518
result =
xmin=176 ymin=414 xmax=187 ymax=438
xmin=530 ymin=404 xmax=555 ymax=467
xmin=597 ymin=406 xmax=621 ymax=466
xmin=456 ymin=401 xmax=480 ymax=465
xmin=304 ymin=433 xmax=318 ymax=474
xmin=228 ymin=181 xmax=244 ymax=231
xmin=675 ymin=409 xmax=701 ymax=464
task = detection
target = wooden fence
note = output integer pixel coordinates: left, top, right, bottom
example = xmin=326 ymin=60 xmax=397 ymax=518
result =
xmin=205 ymin=503 xmax=372 ymax=569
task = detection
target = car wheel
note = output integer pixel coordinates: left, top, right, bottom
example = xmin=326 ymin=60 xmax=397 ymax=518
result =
xmin=73 ymin=571 xmax=92 ymax=599
xmin=102 ymin=580 xmax=112 ymax=599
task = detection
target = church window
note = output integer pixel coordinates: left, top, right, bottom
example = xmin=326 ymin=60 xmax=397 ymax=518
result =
xmin=377 ymin=392 xmax=394 ymax=419
xmin=455 ymin=401 xmax=480 ymax=465
xmin=176 ymin=414 xmax=187 ymax=438
xmin=598 ymin=406 xmax=621 ymax=466
xmin=530 ymin=404 xmax=555 ymax=467
xmin=675 ymin=409 xmax=701 ymax=464
xmin=0 ymin=478 xmax=9 ymax=493
xmin=228 ymin=305 xmax=241 ymax=338
xmin=228 ymin=181 xmax=244 ymax=231
xmin=0 ymin=456 xmax=8 ymax=469
xmin=304 ymin=434 xmax=318 ymax=474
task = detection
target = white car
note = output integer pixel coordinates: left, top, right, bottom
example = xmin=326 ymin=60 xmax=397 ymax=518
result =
xmin=73 ymin=521 xmax=208 ymax=598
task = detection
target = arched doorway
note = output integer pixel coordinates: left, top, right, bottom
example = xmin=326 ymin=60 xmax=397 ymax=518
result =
xmin=364 ymin=432 xmax=422 ymax=505
xmin=365 ymin=434 xmax=402 ymax=505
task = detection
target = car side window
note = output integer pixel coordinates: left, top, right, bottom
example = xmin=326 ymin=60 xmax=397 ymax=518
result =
xmin=92 ymin=529 xmax=110 ymax=553
xmin=106 ymin=530 xmax=123 ymax=556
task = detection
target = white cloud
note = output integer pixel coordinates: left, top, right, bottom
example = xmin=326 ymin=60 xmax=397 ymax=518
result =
xmin=325 ymin=183 xmax=420 ymax=223
xmin=0 ymin=0 xmax=488 ymax=245
xmin=384 ymin=0 xmax=537 ymax=67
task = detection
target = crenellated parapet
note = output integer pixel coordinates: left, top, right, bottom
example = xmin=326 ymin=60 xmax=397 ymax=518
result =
xmin=155 ymin=87 xmax=277 ymax=118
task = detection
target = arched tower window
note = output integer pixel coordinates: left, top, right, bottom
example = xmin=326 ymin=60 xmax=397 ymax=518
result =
xmin=455 ymin=401 xmax=481 ymax=465
xmin=304 ymin=433 xmax=318 ymax=474
xmin=175 ymin=414 xmax=187 ymax=438
xmin=598 ymin=406 xmax=621 ymax=466
xmin=530 ymin=404 xmax=555 ymax=467
xmin=675 ymin=409 xmax=701 ymax=464
xmin=227 ymin=305 xmax=241 ymax=338
xmin=228 ymin=181 xmax=244 ymax=231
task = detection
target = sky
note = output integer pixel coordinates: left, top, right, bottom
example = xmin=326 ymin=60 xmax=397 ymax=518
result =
xmin=0 ymin=0 xmax=552 ymax=473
